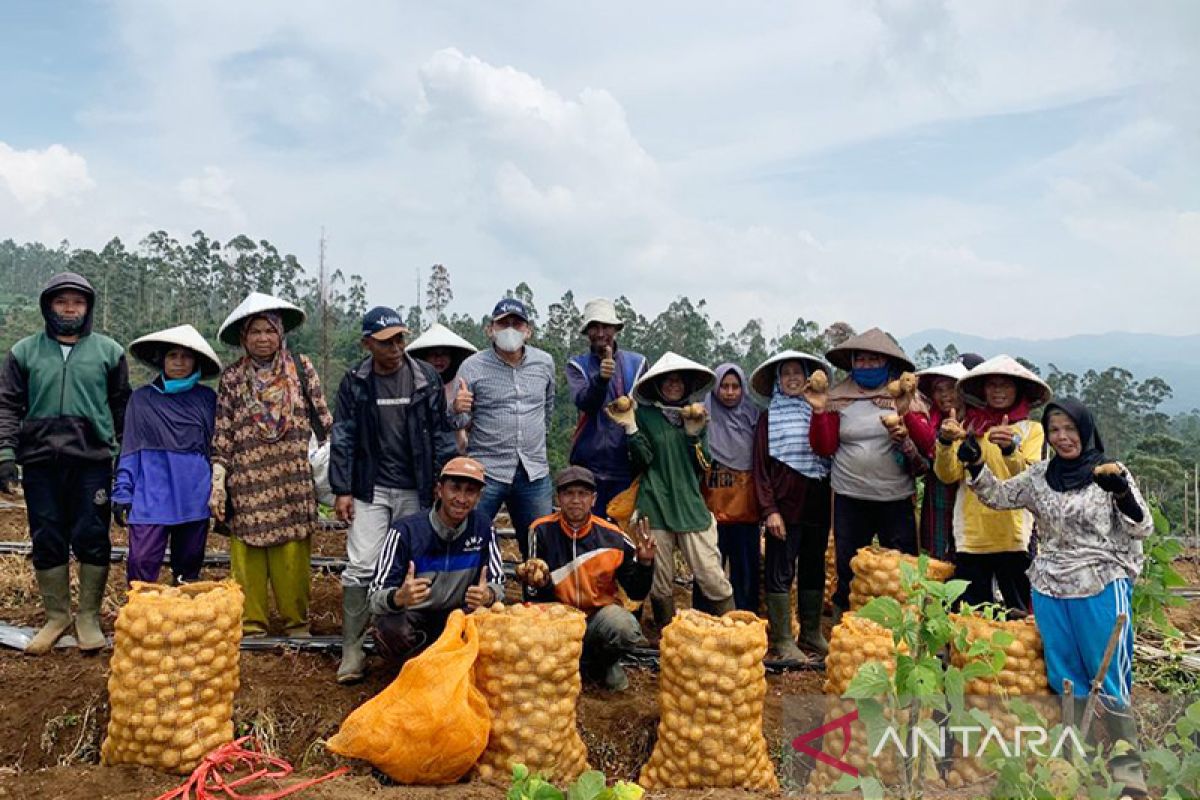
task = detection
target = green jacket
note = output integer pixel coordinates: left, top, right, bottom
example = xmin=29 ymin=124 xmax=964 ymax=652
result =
xmin=629 ymin=406 xmax=713 ymax=533
xmin=0 ymin=331 xmax=130 ymax=465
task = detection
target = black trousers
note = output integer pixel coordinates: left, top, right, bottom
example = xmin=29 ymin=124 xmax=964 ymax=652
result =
xmin=954 ymin=551 xmax=1032 ymax=612
xmin=372 ymin=608 xmax=451 ymax=666
xmin=831 ymin=493 xmax=917 ymax=610
xmin=23 ymin=460 xmax=113 ymax=570
xmin=764 ymin=520 xmax=828 ymax=595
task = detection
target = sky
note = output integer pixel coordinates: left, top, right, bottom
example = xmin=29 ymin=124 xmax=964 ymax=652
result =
xmin=1 ymin=0 xmax=1198 ymax=341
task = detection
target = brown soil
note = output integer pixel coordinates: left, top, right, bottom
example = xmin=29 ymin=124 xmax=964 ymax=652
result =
xmin=0 ymin=647 xmax=823 ymax=799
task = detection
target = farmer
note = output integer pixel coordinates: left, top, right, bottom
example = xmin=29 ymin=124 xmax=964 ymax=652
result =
xmin=405 ymin=322 xmax=478 ymax=455
xmin=935 ymin=355 xmax=1048 ymax=611
xmin=809 ymin=328 xmax=929 ymax=621
xmin=523 ymin=466 xmax=655 ymax=691
xmin=449 ymin=298 xmax=555 ymax=558
xmin=0 ymin=272 xmax=131 ymax=653
xmin=749 ymin=350 xmax=833 ymax=660
xmin=566 ymin=298 xmax=647 ymax=517
xmin=210 ymin=292 xmax=333 ymax=638
xmin=914 ymin=360 xmax=970 ymax=561
xmin=329 ymin=306 xmax=458 ymax=683
xmin=960 ymin=398 xmax=1149 ymax=795
xmin=605 ymin=352 xmax=735 ymax=628
xmin=113 ymin=324 xmax=220 ymax=586
xmin=701 ymin=363 xmax=761 ymax=613
xmin=368 ymin=457 xmax=504 ymax=666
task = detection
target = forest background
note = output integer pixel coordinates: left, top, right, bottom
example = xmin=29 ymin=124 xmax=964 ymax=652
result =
xmin=3 ymin=230 xmax=1198 ymax=535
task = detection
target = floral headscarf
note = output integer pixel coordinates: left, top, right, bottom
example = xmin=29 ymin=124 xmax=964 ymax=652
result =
xmin=238 ymin=312 xmax=299 ymax=442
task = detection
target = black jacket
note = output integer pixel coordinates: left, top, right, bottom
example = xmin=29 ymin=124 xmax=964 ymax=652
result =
xmin=329 ymin=353 xmax=457 ymax=507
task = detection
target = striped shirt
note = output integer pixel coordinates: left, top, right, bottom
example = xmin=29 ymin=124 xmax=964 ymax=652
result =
xmin=449 ymin=345 xmax=555 ymax=483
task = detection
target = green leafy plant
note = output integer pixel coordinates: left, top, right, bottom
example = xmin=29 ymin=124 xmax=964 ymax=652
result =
xmin=1132 ymin=504 xmax=1187 ymax=639
xmin=507 ymin=764 xmax=644 ymax=800
xmin=1141 ymin=700 xmax=1200 ymax=799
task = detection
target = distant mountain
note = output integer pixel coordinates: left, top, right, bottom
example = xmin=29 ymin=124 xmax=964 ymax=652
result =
xmin=900 ymin=330 xmax=1200 ymax=414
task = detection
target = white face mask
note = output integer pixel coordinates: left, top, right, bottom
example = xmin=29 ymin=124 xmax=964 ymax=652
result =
xmin=493 ymin=327 xmax=526 ymax=353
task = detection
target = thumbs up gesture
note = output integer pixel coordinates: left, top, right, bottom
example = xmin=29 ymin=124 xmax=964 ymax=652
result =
xmin=465 ymin=565 xmax=494 ymax=611
xmin=393 ymin=561 xmax=432 ymax=608
xmin=987 ymin=414 xmax=1017 ymax=452
xmin=453 ymin=377 xmax=474 ymax=414
xmin=939 ymin=408 xmax=967 ymax=443
xmin=599 ymin=345 xmax=615 ymax=380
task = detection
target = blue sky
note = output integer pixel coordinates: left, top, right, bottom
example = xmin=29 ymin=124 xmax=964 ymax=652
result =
xmin=1 ymin=1 xmax=1197 ymax=340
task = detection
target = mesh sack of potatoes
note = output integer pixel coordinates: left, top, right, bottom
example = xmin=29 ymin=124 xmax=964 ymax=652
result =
xmin=944 ymin=614 xmax=1055 ymax=789
xmin=101 ymin=580 xmax=243 ymax=773
xmin=472 ymin=602 xmax=590 ymax=785
xmin=805 ymin=700 xmax=938 ymax=793
xmin=639 ymin=610 xmax=778 ymax=791
xmin=823 ymin=530 xmax=836 ymax=611
xmin=848 ymin=545 xmax=954 ymax=611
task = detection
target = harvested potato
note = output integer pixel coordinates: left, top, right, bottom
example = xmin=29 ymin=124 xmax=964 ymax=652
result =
xmin=101 ymin=580 xmax=243 ymax=774
xmin=515 ymin=558 xmax=551 ymax=588
xmin=472 ymin=603 xmax=589 ymax=784
xmin=848 ymin=545 xmax=954 ymax=611
xmin=1093 ymin=463 xmax=1122 ymax=477
xmin=881 ymin=413 xmax=902 ymax=428
xmin=611 ymin=395 xmax=633 ymax=413
xmin=640 ymin=610 xmax=777 ymax=791
xmin=807 ymin=371 xmax=829 ymax=392
xmin=680 ymin=402 xmax=706 ymax=420
xmin=886 ymin=371 xmax=918 ymax=398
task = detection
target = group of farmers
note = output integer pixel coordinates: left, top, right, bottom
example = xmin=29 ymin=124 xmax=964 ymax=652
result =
xmin=0 ymin=272 xmax=1151 ymax=793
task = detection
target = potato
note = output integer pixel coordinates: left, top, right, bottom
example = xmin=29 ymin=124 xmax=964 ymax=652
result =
xmin=1094 ymin=462 xmax=1122 ymax=477
xmin=807 ymin=370 xmax=829 ymax=392
xmin=611 ymin=395 xmax=633 ymax=413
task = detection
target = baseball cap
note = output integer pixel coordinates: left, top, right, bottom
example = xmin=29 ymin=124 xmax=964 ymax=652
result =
xmin=362 ymin=306 xmax=408 ymax=340
xmin=491 ymin=298 xmax=529 ymax=323
xmin=554 ymin=465 xmax=597 ymax=491
xmin=440 ymin=456 xmax=486 ymax=485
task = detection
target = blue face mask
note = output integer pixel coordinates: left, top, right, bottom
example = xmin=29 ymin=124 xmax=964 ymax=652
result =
xmin=852 ymin=365 xmax=889 ymax=389
xmin=160 ymin=370 xmax=201 ymax=394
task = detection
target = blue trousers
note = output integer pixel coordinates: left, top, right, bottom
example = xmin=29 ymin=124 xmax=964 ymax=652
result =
xmin=1032 ymin=578 xmax=1133 ymax=708
xmin=476 ymin=463 xmax=553 ymax=560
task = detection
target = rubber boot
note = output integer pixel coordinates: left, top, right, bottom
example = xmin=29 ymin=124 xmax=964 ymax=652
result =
xmin=603 ymin=662 xmax=629 ymax=692
xmin=691 ymin=585 xmax=715 ymax=615
xmin=831 ymin=604 xmax=845 ymax=626
xmin=765 ymin=593 xmax=807 ymax=662
xmin=75 ymin=563 xmax=109 ymax=652
xmin=336 ymin=586 xmax=370 ymax=685
xmin=650 ymin=595 xmax=676 ymax=630
xmin=709 ymin=594 xmax=735 ymax=616
xmin=1101 ymin=708 xmax=1148 ymax=797
xmin=25 ymin=566 xmax=74 ymax=655
xmin=798 ymin=590 xmax=829 ymax=655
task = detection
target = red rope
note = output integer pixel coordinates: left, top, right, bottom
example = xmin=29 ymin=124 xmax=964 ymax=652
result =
xmin=151 ymin=736 xmax=349 ymax=800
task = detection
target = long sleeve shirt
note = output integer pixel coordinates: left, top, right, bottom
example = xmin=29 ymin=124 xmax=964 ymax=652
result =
xmin=628 ymin=407 xmax=713 ymax=533
xmin=566 ymin=348 xmax=646 ymax=481
xmin=449 ymin=346 xmax=555 ymax=483
xmin=526 ymin=511 xmax=653 ymax=613
xmin=810 ymin=401 xmax=915 ymax=502
xmin=969 ymin=460 xmax=1150 ymax=598
xmin=751 ymin=413 xmax=831 ymax=526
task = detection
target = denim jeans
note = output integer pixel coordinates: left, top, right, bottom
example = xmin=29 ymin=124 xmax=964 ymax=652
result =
xmin=475 ymin=464 xmax=553 ymax=559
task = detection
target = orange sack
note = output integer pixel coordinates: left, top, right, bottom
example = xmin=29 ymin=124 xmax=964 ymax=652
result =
xmin=327 ymin=610 xmax=490 ymax=784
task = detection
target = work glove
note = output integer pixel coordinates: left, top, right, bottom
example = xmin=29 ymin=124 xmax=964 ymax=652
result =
xmin=208 ymin=463 xmax=228 ymax=521
xmin=0 ymin=460 xmax=16 ymax=494
xmin=1092 ymin=464 xmax=1131 ymax=496
xmin=957 ymin=433 xmax=983 ymax=476
xmin=112 ymin=502 xmax=132 ymax=527
xmin=604 ymin=397 xmax=638 ymax=434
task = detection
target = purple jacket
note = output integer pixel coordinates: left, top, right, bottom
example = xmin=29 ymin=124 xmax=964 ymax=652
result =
xmin=566 ymin=347 xmax=646 ymax=482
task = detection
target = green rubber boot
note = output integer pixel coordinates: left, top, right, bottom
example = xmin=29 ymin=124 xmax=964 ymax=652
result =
xmin=75 ymin=563 xmax=110 ymax=652
xmin=25 ymin=566 xmax=73 ymax=655
xmin=765 ymin=592 xmax=807 ymax=662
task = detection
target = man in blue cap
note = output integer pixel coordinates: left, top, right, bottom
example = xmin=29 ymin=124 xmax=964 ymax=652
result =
xmin=450 ymin=297 xmax=555 ymax=559
xmin=329 ymin=306 xmax=457 ymax=683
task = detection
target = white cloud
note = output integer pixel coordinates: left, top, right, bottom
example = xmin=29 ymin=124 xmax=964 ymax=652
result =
xmin=177 ymin=166 xmax=244 ymax=223
xmin=0 ymin=142 xmax=94 ymax=211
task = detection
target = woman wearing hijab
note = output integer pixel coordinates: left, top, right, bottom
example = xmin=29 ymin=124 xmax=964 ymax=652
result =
xmin=605 ymin=352 xmax=735 ymax=629
xmin=809 ymin=328 xmax=929 ymax=620
xmin=112 ymin=325 xmax=221 ymax=585
xmin=934 ymin=355 xmax=1047 ymax=611
xmin=700 ymin=363 xmax=761 ymax=613
xmin=210 ymin=293 xmax=333 ymax=637
xmin=750 ymin=351 xmax=833 ymax=660
xmin=914 ymin=360 xmax=972 ymax=561
xmin=958 ymin=398 xmax=1149 ymax=796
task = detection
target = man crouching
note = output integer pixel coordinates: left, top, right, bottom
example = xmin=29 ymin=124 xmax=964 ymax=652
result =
xmin=368 ymin=456 xmax=504 ymax=665
xmin=522 ymin=466 xmax=656 ymax=691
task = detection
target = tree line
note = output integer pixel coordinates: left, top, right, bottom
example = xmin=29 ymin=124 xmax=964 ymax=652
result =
xmin=2 ymin=232 xmax=1198 ymax=534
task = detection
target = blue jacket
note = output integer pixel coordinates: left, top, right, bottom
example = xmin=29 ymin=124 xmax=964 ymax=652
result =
xmin=567 ymin=347 xmax=646 ymax=482
xmin=368 ymin=507 xmax=504 ymax=616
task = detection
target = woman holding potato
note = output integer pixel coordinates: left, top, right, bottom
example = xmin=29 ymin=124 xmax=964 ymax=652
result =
xmin=809 ymin=328 xmax=928 ymax=620
xmin=750 ymin=350 xmax=833 ymax=660
xmin=605 ymin=352 xmax=735 ymax=629
xmin=959 ymin=397 xmax=1149 ymax=795
xmin=934 ymin=355 xmax=1047 ymax=611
